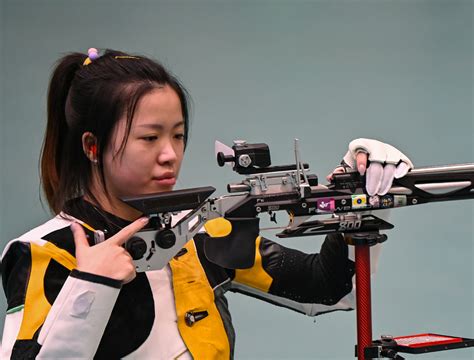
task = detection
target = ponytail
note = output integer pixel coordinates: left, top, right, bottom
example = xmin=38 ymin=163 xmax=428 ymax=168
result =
xmin=40 ymin=53 xmax=86 ymax=213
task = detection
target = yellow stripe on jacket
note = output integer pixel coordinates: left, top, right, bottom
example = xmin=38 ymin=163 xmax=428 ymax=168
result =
xmin=234 ymin=236 xmax=273 ymax=292
xmin=18 ymin=242 xmax=77 ymax=340
xmin=170 ymin=240 xmax=230 ymax=359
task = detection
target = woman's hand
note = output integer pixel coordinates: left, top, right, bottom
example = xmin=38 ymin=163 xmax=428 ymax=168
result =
xmin=327 ymin=138 xmax=414 ymax=196
xmin=71 ymin=217 xmax=149 ymax=284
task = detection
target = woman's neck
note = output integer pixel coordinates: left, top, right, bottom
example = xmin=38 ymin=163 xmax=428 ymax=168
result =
xmin=85 ymin=179 xmax=143 ymax=221
xmin=85 ymin=193 xmax=143 ymax=221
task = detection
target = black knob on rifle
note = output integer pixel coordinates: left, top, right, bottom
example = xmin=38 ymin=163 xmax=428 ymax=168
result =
xmin=217 ymin=152 xmax=234 ymax=167
xmin=155 ymin=229 xmax=176 ymax=249
xmin=125 ymin=236 xmax=147 ymax=260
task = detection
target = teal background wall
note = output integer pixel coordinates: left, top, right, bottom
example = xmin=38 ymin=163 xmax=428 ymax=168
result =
xmin=1 ymin=0 xmax=472 ymax=359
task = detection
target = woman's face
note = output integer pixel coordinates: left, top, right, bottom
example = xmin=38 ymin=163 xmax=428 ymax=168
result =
xmin=102 ymin=85 xmax=185 ymax=199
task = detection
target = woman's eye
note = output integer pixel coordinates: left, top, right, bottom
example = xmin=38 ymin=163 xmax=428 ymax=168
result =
xmin=141 ymin=136 xmax=158 ymax=142
xmin=175 ymin=134 xmax=185 ymax=140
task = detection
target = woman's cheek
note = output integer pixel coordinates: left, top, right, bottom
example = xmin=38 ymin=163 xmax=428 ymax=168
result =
xmin=125 ymin=163 xmax=149 ymax=186
xmin=112 ymin=159 xmax=146 ymax=187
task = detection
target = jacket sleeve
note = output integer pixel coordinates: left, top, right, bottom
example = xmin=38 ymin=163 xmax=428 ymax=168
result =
xmin=1 ymin=239 xmax=121 ymax=359
xmin=228 ymin=233 xmax=358 ymax=316
xmin=203 ymin=216 xmax=360 ymax=316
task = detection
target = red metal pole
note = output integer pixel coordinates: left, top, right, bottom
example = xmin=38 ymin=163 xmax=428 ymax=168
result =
xmin=355 ymin=244 xmax=373 ymax=360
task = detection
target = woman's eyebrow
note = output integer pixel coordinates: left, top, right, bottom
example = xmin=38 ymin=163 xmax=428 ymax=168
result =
xmin=136 ymin=121 xmax=185 ymax=130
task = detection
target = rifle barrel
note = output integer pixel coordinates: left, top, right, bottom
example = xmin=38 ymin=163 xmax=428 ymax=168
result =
xmin=407 ymin=163 xmax=474 ymax=175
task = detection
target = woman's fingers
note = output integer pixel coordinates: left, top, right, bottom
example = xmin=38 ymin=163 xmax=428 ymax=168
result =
xmin=71 ymin=222 xmax=90 ymax=252
xmin=366 ymin=162 xmax=383 ymax=196
xmin=326 ymin=166 xmax=345 ymax=181
xmin=71 ymin=217 xmax=147 ymax=283
xmin=123 ymin=268 xmax=137 ymax=284
xmin=394 ymin=161 xmax=411 ymax=178
xmin=366 ymin=162 xmax=411 ymax=195
xmin=356 ymin=152 xmax=368 ymax=175
xmin=107 ymin=217 xmax=149 ymax=246
xmin=378 ymin=163 xmax=396 ymax=195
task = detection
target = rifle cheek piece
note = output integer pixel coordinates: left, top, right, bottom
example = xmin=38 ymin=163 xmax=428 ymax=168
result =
xmin=203 ymin=217 xmax=260 ymax=269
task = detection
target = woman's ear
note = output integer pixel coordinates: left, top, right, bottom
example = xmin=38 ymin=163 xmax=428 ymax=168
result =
xmin=82 ymin=132 xmax=98 ymax=164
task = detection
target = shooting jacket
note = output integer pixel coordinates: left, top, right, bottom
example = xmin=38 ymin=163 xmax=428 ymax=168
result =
xmin=1 ymin=199 xmax=356 ymax=359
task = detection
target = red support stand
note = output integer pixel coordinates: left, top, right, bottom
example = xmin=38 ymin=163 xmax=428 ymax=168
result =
xmin=355 ymin=244 xmax=373 ymax=360
xmin=348 ymin=232 xmax=473 ymax=359
xmin=347 ymin=232 xmax=385 ymax=359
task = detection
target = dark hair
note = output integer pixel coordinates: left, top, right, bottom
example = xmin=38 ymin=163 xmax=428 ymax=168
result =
xmin=41 ymin=49 xmax=190 ymax=215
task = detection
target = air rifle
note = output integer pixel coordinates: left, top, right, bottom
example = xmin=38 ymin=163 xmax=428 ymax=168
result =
xmin=118 ymin=139 xmax=474 ymax=272
xmin=120 ymin=139 xmax=474 ymax=359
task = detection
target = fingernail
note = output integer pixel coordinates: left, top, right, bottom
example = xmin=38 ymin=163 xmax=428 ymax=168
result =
xmin=358 ymin=164 xmax=366 ymax=175
xmin=140 ymin=217 xmax=149 ymax=223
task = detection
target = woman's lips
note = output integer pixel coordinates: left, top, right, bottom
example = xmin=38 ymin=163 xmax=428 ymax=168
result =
xmin=153 ymin=177 xmax=176 ymax=186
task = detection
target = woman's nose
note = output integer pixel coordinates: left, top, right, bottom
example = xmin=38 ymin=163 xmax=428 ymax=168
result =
xmin=157 ymin=139 xmax=178 ymax=164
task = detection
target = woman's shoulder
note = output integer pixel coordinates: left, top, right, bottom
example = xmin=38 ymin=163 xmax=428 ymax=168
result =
xmin=1 ymin=214 xmax=74 ymax=260
xmin=1 ymin=215 xmax=79 ymax=319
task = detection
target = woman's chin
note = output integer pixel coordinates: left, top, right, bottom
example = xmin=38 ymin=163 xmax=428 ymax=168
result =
xmin=148 ymin=184 xmax=175 ymax=194
xmin=120 ymin=184 xmax=176 ymax=198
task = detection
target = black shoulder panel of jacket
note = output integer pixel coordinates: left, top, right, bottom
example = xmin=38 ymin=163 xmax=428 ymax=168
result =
xmin=261 ymin=233 xmax=355 ymax=305
xmin=11 ymin=339 xmax=41 ymax=359
xmin=2 ymin=241 xmax=32 ymax=310
xmin=44 ymin=224 xmax=95 ymax=257
xmin=43 ymin=258 xmax=74 ymax=305
xmin=194 ymin=233 xmax=232 ymax=289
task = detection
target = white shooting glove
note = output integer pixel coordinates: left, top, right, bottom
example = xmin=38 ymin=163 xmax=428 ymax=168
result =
xmin=341 ymin=138 xmax=414 ymax=196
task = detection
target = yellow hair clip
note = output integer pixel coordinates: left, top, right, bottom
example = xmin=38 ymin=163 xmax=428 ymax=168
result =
xmin=114 ymin=55 xmax=140 ymax=60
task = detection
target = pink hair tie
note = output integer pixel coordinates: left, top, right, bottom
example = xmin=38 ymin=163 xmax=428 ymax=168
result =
xmin=88 ymin=48 xmax=99 ymax=60
xmin=83 ymin=48 xmax=100 ymax=66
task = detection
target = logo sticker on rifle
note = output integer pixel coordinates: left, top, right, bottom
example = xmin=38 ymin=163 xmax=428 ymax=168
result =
xmin=352 ymin=194 xmax=367 ymax=209
xmin=381 ymin=195 xmax=394 ymax=208
xmin=317 ymin=198 xmax=335 ymax=212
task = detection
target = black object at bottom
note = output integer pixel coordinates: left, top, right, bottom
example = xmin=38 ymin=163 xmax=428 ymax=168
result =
xmin=345 ymin=232 xmax=387 ymax=247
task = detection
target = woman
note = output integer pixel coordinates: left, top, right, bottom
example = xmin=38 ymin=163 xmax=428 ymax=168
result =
xmin=1 ymin=48 xmax=412 ymax=359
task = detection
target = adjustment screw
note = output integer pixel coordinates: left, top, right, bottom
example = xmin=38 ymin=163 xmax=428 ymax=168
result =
xmin=238 ymin=154 xmax=252 ymax=168
xmin=125 ymin=236 xmax=147 ymax=260
xmin=155 ymin=229 xmax=176 ymax=249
